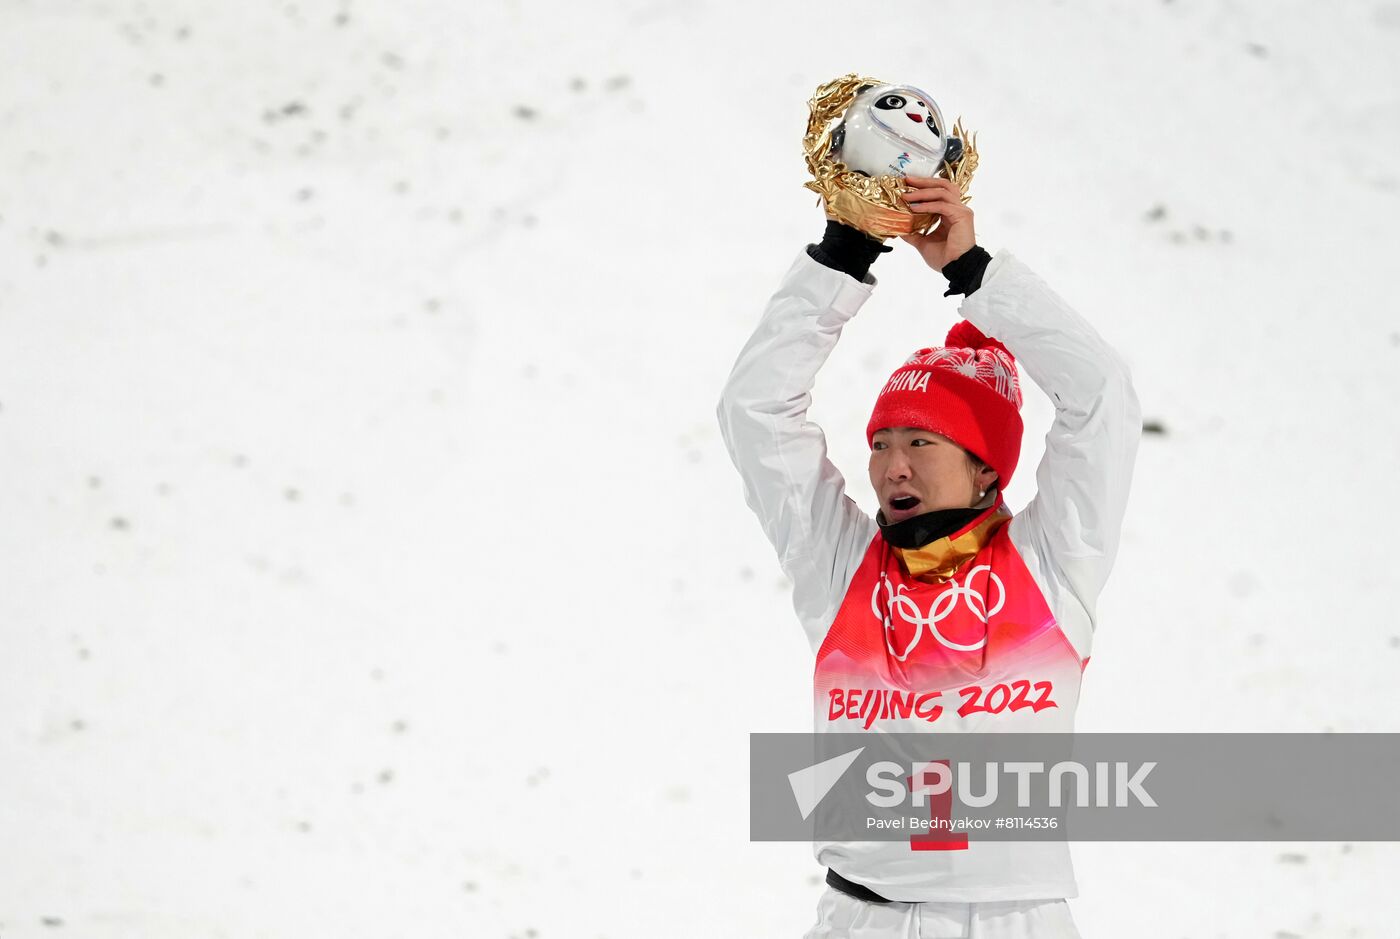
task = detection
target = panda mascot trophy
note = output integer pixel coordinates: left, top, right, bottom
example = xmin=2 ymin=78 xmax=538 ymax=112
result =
xmin=803 ymin=73 xmax=978 ymax=239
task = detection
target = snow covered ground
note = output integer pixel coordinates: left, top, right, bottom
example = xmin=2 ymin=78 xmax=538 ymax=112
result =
xmin=2 ymin=0 xmax=1397 ymax=936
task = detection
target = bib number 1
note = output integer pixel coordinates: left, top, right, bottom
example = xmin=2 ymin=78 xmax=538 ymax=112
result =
xmin=908 ymin=760 xmax=968 ymax=851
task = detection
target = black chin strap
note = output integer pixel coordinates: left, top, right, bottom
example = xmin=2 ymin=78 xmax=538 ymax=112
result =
xmin=876 ymin=504 xmax=986 ymax=549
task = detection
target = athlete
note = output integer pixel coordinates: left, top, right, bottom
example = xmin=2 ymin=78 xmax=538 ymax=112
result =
xmin=716 ymin=176 xmax=1142 ymax=938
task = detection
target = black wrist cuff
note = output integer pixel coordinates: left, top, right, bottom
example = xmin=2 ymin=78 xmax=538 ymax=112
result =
xmin=806 ymin=219 xmax=892 ymax=282
xmin=941 ymin=245 xmax=992 ymax=297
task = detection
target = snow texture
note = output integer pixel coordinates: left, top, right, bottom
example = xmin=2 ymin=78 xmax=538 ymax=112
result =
xmin=0 ymin=0 xmax=1397 ymax=936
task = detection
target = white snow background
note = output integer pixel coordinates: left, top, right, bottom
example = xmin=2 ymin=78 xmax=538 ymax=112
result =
xmin=1 ymin=0 xmax=1397 ymax=936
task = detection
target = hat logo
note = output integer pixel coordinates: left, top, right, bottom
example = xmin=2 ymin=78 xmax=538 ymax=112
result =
xmin=881 ymin=369 xmax=931 ymax=395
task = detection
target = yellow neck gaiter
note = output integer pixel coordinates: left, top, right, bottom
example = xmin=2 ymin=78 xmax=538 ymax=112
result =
xmin=893 ymin=501 xmax=1012 ymax=583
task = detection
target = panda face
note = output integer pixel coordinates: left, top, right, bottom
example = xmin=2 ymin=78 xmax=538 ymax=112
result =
xmin=872 ymin=91 xmax=943 ymax=143
xmin=834 ymin=82 xmax=951 ymax=178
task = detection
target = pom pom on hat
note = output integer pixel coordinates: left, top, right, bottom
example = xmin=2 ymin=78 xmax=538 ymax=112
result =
xmin=944 ymin=319 xmax=1013 ymax=361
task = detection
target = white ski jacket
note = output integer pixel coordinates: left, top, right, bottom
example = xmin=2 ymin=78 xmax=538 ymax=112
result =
xmin=716 ymin=247 xmax=1142 ymax=901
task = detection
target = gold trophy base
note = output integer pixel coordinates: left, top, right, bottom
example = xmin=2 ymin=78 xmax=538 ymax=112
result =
xmin=819 ymin=187 xmax=939 ymax=241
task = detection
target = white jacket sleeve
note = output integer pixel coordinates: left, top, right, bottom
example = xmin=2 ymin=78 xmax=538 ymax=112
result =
xmin=958 ymin=251 xmax=1143 ymax=659
xmin=716 ymin=249 xmax=880 ymax=653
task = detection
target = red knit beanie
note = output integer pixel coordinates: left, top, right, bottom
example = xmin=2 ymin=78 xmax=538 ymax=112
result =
xmin=866 ymin=320 xmax=1025 ymax=490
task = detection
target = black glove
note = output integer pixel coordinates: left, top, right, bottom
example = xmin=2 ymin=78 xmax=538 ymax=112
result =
xmin=805 ymin=220 xmax=892 ymax=282
xmin=941 ymin=245 xmax=992 ymax=297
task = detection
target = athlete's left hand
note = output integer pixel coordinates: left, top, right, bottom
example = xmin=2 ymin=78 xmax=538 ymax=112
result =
xmin=898 ymin=176 xmax=976 ymax=273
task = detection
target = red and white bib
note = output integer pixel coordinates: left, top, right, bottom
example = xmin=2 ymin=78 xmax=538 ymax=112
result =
xmin=811 ymin=504 xmax=1087 ymax=901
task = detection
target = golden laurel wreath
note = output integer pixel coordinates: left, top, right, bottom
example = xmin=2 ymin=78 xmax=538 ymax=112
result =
xmin=802 ymin=73 xmax=979 ymax=240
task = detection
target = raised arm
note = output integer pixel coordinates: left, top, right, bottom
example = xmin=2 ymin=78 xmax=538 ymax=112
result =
xmin=894 ymin=174 xmax=1141 ymax=651
xmin=958 ymin=252 xmax=1143 ymax=650
xmin=715 ymin=249 xmax=879 ymax=652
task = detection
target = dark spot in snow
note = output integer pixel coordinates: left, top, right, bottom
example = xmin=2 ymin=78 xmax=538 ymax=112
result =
xmin=570 ymin=76 xmax=587 ymax=92
xmin=41 ymin=916 xmax=63 ymax=927
xmin=1277 ymin=851 xmax=1307 ymax=864
xmin=264 ymin=101 xmax=308 ymax=123
xmin=605 ymin=75 xmax=631 ymax=92
xmin=1144 ymin=204 xmax=1167 ymax=223
xmin=110 ymin=516 xmax=130 ymax=531
xmin=1245 ymin=42 xmax=1268 ymax=57
xmin=513 ymin=105 xmax=538 ymax=120
xmin=1142 ymin=419 xmax=1167 ymax=435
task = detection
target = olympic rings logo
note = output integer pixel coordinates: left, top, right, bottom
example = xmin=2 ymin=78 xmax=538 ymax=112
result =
xmin=870 ymin=566 xmax=1005 ymax=660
